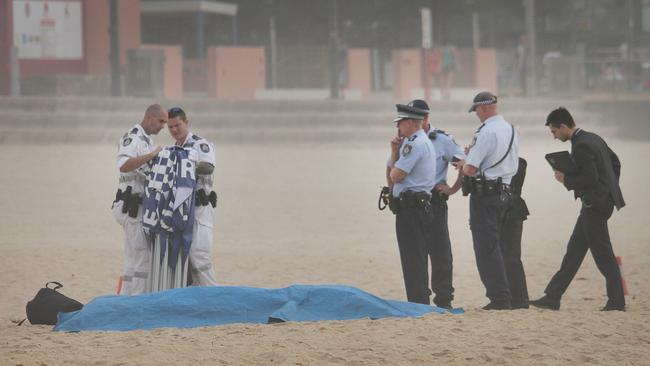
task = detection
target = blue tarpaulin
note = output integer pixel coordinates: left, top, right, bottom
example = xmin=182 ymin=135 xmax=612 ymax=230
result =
xmin=55 ymin=285 xmax=463 ymax=332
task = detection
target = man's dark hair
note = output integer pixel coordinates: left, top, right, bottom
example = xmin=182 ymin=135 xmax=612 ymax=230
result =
xmin=545 ymin=107 xmax=575 ymax=128
xmin=168 ymin=106 xmax=187 ymax=121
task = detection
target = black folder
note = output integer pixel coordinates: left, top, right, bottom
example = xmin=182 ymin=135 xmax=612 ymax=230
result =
xmin=545 ymin=151 xmax=577 ymax=174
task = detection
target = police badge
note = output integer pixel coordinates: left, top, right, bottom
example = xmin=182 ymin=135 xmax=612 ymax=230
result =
xmin=402 ymin=144 xmax=412 ymax=156
xmin=122 ymin=137 xmax=132 ymax=147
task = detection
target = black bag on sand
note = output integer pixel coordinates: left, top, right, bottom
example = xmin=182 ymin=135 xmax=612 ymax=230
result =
xmin=24 ymin=282 xmax=84 ymax=325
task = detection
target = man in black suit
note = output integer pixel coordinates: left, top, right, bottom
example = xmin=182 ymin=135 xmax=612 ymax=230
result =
xmin=531 ymin=107 xmax=626 ymax=311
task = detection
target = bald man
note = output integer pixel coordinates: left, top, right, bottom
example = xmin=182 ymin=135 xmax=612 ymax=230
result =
xmin=111 ymin=104 xmax=167 ymax=295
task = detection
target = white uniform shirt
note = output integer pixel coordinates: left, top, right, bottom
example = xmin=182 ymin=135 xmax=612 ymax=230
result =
xmin=116 ymin=124 xmax=155 ymax=194
xmin=466 ymin=115 xmax=520 ymax=184
xmin=427 ymin=127 xmax=466 ymax=186
xmin=180 ymin=132 xmax=216 ymax=192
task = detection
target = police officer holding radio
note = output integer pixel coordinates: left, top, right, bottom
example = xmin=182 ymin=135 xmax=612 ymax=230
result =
xmin=388 ymin=102 xmax=438 ymax=305
xmin=112 ymin=104 xmax=168 ymax=295
xmin=455 ymin=92 xmax=520 ymax=310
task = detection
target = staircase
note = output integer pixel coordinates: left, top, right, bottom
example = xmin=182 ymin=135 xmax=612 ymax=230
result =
xmin=0 ymin=96 xmax=623 ymax=145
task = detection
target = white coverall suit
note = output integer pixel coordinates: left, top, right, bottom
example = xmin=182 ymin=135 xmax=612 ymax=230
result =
xmin=112 ymin=124 xmax=154 ymax=295
xmin=182 ymin=132 xmax=219 ymax=286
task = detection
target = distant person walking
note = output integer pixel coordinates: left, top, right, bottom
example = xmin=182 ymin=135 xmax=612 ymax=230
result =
xmin=439 ymin=46 xmax=459 ymax=100
xmin=515 ymin=35 xmax=528 ymax=96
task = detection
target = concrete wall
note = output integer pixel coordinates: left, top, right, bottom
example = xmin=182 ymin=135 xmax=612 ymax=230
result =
xmin=207 ymin=47 xmax=266 ymax=100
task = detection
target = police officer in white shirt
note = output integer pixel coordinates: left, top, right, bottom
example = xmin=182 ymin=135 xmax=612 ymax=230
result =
xmin=455 ymin=92 xmax=520 ymax=310
xmin=388 ymin=102 xmax=437 ymax=305
xmin=112 ymin=104 xmax=168 ymax=295
xmin=167 ymin=107 xmax=218 ymax=286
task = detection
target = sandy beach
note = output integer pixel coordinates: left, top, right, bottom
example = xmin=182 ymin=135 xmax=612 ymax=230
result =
xmin=1 ymin=123 xmax=649 ymax=365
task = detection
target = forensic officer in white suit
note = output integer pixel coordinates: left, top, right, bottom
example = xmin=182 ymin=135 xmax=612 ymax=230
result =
xmin=455 ymin=92 xmax=520 ymax=310
xmin=167 ymin=107 xmax=218 ymax=286
xmin=112 ymin=104 xmax=168 ymax=295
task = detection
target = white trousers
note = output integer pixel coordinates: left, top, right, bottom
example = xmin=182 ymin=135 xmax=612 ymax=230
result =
xmin=112 ymin=201 xmax=150 ymax=295
xmin=190 ymin=206 xmax=218 ymax=286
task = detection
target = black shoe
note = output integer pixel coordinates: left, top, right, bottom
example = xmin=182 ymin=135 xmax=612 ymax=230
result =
xmin=482 ymin=300 xmax=512 ymax=310
xmin=601 ymin=304 xmax=625 ymax=312
xmin=435 ymin=302 xmax=452 ymax=310
xmin=511 ymin=301 xmax=530 ymax=309
xmin=530 ymin=296 xmax=560 ymax=310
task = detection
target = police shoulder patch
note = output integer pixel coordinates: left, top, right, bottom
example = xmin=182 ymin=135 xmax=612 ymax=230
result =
xmin=402 ymin=144 xmax=413 ymax=156
xmin=122 ymin=137 xmax=133 ymax=147
xmin=428 ymin=131 xmax=437 ymax=140
xmin=200 ymin=143 xmax=210 ymax=153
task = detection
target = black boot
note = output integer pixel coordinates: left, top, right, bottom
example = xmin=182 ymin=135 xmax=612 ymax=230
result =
xmin=482 ymin=300 xmax=512 ymax=310
xmin=530 ymin=296 xmax=560 ymax=310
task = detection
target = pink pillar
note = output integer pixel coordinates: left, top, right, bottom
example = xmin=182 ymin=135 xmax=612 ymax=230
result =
xmin=392 ymin=49 xmax=421 ymax=101
xmin=346 ymin=48 xmax=371 ymax=98
xmin=207 ymin=47 xmax=266 ymax=100
xmin=474 ymin=48 xmax=497 ymax=93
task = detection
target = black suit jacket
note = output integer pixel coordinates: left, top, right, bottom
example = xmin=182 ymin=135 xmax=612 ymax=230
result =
xmin=564 ymin=129 xmax=625 ymax=210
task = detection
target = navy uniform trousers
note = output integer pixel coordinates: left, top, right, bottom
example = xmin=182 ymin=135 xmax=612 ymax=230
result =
xmin=500 ymin=197 xmax=529 ymax=308
xmin=395 ymin=204 xmax=435 ymax=305
xmin=544 ymin=200 xmax=625 ymax=307
xmin=428 ymin=195 xmax=454 ymax=306
xmin=469 ymin=192 xmax=512 ymax=303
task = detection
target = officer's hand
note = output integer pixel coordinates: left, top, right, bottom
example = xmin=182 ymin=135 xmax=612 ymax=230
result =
xmin=453 ymin=159 xmax=465 ymax=171
xmin=390 ymin=136 xmax=403 ymax=153
xmin=554 ymin=170 xmax=565 ymax=183
xmin=435 ymin=184 xmax=455 ymax=196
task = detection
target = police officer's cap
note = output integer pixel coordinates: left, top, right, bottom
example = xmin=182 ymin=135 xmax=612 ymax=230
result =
xmin=468 ymin=91 xmax=497 ymax=113
xmin=393 ymin=100 xmax=429 ymax=123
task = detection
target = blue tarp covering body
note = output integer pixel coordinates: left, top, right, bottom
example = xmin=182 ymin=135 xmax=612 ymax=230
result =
xmin=55 ymin=285 xmax=462 ymax=332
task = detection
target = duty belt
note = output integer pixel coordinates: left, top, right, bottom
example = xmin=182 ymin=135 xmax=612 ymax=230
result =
xmin=462 ymin=176 xmax=511 ymax=196
xmin=114 ymin=186 xmax=143 ymax=218
xmin=392 ymin=190 xmax=432 ymax=214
